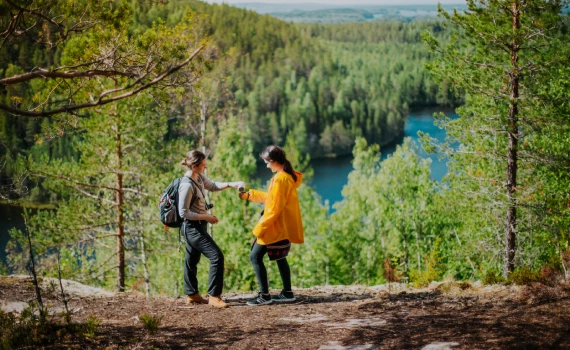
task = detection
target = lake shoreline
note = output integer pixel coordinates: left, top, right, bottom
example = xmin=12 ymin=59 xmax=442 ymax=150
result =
xmin=301 ymin=105 xmax=457 ymax=161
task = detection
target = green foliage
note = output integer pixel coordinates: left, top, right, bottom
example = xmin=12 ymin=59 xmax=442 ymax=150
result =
xmin=329 ymin=137 xmax=449 ymax=285
xmin=409 ymin=237 xmax=444 ymax=288
xmin=284 ymin=128 xmax=314 ymax=181
xmin=507 ymin=267 xmax=543 ymax=286
xmin=286 ymin=185 xmax=330 ymax=288
xmin=207 ymin=116 xmax=259 ymax=291
xmin=0 ymin=1 xmax=208 ymax=117
xmin=78 ymin=315 xmax=101 ymax=339
xmin=6 ymin=94 xmax=188 ymax=292
xmin=0 ymin=261 xmax=8 ymax=276
xmin=0 ymin=303 xmax=100 ymax=349
xmin=6 ymin=0 xmax=569 ymax=293
xmin=139 ymin=314 xmax=162 ymax=335
xmin=0 ymin=308 xmax=17 ymax=350
xmin=2 ymin=1 xmax=455 ymax=204
xmin=423 ymin=0 xmax=570 ymax=277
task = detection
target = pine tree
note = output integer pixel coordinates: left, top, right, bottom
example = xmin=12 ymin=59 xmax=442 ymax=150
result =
xmin=10 ymin=95 xmax=183 ymax=292
xmin=423 ymin=0 xmax=570 ymax=277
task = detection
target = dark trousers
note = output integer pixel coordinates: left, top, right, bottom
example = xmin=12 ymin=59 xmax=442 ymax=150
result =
xmin=250 ymin=242 xmax=291 ymax=294
xmin=183 ymin=220 xmax=224 ymax=297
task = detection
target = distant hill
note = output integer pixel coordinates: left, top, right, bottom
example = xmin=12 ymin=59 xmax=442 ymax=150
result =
xmin=234 ymin=3 xmax=468 ymax=23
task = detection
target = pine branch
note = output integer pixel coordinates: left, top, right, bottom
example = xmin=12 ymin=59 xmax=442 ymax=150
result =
xmin=0 ymin=45 xmax=205 ymax=117
xmin=0 ymin=69 xmax=136 ymax=86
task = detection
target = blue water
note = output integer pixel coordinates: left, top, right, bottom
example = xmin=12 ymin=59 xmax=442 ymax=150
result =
xmin=0 ymin=205 xmax=24 ymax=267
xmin=256 ymin=107 xmax=456 ymax=207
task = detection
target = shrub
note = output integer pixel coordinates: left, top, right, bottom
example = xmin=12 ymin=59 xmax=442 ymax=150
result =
xmin=436 ymin=281 xmax=472 ymax=294
xmin=410 ymin=238 xmax=443 ymax=288
xmin=482 ymin=271 xmax=505 ymax=285
xmin=139 ymin=314 xmax=162 ymax=335
xmin=508 ymin=267 xmax=543 ymax=285
xmin=79 ymin=315 xmax=101 ymax=339
xmin=0 ymin=304 xmax=101 ymax=348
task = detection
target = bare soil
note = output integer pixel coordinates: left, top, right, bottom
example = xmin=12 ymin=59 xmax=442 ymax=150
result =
xmin=2 ymin=276 xmax=570 ymax=349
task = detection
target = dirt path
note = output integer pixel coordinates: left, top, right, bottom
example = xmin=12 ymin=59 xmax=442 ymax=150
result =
xmin=2 ymin=276 xmax=570 ymax=349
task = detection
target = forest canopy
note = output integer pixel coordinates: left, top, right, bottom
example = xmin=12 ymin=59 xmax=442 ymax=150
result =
xmin=1 ymin=0 xmax=569 ymax=296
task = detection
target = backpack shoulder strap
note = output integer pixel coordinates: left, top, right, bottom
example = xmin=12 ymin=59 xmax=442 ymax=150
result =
xmin=188 ymin=175 xmax=207 ymax=200
xmin=180 ymin=176 xmax=198 ymax=211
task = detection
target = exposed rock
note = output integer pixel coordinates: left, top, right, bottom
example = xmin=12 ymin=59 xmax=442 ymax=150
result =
xmin=421 ymin=342 xmax=460 ymax=350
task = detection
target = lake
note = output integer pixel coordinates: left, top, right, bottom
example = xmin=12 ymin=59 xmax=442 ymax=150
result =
xmin=255 ymin=107 xmax=456 ymax=206
xmin=0 ymin=204 xmax=24 ymax=266
xmin=0 ymin=107 xmax=456 ymax=263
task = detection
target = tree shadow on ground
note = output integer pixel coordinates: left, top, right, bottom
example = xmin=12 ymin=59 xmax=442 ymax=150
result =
xmin=340 ymin=299 xmax=570 ymax=349
xmin=86 ymin=323 xmax=322 ymax=349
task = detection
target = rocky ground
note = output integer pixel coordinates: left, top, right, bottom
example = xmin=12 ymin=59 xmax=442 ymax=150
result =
xmin=2 ymin=275 xmax=570 ymax=349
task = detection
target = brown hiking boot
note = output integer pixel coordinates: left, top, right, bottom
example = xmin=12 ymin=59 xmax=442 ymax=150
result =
xmin=208 ymin=295 xmax=228 ymax=308
xmin=186 ymin=294 xmax=208 ymax=305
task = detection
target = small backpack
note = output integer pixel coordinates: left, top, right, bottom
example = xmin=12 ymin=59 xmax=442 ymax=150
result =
xmin=159 ymin=176 xmax=195 ymax=228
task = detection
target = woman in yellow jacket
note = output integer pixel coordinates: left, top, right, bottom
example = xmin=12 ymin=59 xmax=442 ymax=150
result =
xmin=239 ymin=145 xmax=304 ymax=306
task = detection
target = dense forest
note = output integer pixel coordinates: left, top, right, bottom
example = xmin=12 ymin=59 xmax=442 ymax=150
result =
xmin=1 ymin=0 xmax=569 ymax=300
xmin=1 ymin=1 xmax=458 ymax=198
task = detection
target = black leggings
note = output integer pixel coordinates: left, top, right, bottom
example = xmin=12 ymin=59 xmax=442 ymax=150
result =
xmin=250 ymin=242 xmax=291 ymax=294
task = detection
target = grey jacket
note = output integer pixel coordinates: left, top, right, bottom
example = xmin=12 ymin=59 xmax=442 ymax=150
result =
xmin=178 ymin=171 xmax=223 ymax=221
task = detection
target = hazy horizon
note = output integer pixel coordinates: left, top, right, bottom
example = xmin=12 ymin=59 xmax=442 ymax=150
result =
xmin=203 ymin=0 xmax=465 ymax=5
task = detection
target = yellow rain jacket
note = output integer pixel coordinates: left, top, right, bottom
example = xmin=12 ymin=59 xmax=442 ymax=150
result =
xmin=247 ymin=171 xmax=304 ymax=245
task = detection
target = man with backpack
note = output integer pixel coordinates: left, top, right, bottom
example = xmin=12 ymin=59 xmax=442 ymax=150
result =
xmin=163 ymin=150 xmax=244 ymax=308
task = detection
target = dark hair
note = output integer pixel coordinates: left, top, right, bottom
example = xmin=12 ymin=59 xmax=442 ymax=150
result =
xmin=180 ymin=150 xmax=206 ymax=169
xmin=260 ymin=145 xmax=297 ymax=182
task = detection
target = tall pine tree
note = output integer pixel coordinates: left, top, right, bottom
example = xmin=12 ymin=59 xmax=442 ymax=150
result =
xmin=423 ymin=0 xmax=570 ymax=277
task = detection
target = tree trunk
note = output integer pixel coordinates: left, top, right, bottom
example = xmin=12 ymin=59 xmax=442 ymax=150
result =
xmin=139 ymin=231 xmax=151 ymax=297
xmin=504 ymin=0 xmax=520 ymax=278
xmin=115 ymin=116 xmax=126 ymax=292
xmin=200 ymin=97 xmax=207 ymax=155
xmin=199 ymin=95 xmax=213 ymax=237
xmin=402 ymin=222 xmax=408 ymax=274
xmin=23 ymin=214 xmax=43 ymax=311
xmin=415 ymin=230 xmax=421 ymax=271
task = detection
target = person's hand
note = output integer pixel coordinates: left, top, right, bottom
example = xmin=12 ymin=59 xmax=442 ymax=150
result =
xmin=232 ymin=181 xmax=246 ymax=191
xmin=205 ymin=215 xmax=219 ymax=224
xmin=238 ymin=191 xmax=249 ymax=200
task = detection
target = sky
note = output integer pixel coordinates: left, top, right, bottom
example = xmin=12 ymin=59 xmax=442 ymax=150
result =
xmin=203 ymin=0 xmax=465 ymax=5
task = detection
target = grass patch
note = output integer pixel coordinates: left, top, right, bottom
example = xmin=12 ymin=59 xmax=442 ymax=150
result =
xmin=436 ymin=281 xmax=473 ymax=294
xmin=508 ymin=267 xmax=544 ymax=285
xmin=139 ymin=314 xmax=162 ymax=335
xmin=482 ymin=271 xmax=505 ymax=285
xmin=0 ymin=303 xmax=101 ymax=349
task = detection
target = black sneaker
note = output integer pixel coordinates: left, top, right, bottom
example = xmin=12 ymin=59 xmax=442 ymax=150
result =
xmin=272 ymin=290 xmax=296 ymax=303
xmin=247 ymin=292 xmax=273 ymax=306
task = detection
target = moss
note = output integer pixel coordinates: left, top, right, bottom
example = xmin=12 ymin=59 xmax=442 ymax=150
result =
xmin=482 ymin=271 xmax=505 ymax=285
xmin=508 ymin=267 xmax=543 ymax=285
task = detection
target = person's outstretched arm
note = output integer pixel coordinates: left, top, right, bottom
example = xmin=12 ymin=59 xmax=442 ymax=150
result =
xmin=201 ymin=175 xmax=245 ymax=192
xmin=240 ymin=189 xmax=268 ymax=203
